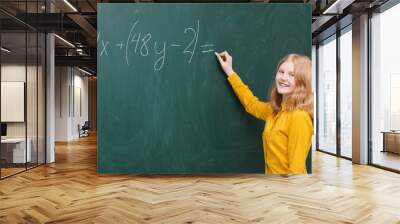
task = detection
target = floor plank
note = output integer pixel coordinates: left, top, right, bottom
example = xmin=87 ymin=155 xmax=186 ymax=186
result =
xmin=1 ymin=134 xmax=400 ymax=223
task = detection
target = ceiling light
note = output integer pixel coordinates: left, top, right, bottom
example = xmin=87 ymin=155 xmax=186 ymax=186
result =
xmin=322 ymin=0 xmax=356 ymax=15
xmin=54 ymin=34 xmax=75 ymax=48
xmin=1 ymin=47 xmax=11 ymax=53
xmin=78 ymin=67 xmax=92 ymax=76
xmin=63 ymin=0 xmax=78 ymax=12
xmin=323 ymin=0 xmax=343 ymax=14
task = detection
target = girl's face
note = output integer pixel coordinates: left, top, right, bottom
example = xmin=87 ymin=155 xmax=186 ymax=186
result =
xmin=275 ymin=61 xmax=296 ymax=97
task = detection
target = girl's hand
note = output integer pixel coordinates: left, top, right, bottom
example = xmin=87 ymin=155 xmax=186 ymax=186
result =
xmin=215 ymin=51 xmax=235 ymax=77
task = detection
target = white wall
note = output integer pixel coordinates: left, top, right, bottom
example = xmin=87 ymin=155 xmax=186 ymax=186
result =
xmin=1 ymin=65 xmax=26 ymax=132
xmin=70 ymin=72 xmax=89 ymax=138
xmin=1 ymin=65 xmax=40 ymax=138
xmin=55 ymin=66 xmax=69 ymax=141
xmin=55 ymin=67 xmax=89 ymax=141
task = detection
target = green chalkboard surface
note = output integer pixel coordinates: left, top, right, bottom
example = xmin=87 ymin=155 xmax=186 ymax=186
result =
xmin=98 ymin=3 xmax=311 ymax=174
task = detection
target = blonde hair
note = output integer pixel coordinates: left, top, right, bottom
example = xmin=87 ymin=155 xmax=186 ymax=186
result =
xmin=270 ymin=54 xmax=313 ymax=119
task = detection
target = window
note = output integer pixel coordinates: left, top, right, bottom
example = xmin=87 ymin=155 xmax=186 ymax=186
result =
xmin=317 ymin=35 xmax=337 ymax=154
xmin=339 ymin=27 xmax=352 ymax=158
xmin=370 ymin=3 xmax=400 ymax=171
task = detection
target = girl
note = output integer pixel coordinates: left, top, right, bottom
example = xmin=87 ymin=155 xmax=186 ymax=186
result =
xmin=215 ymin=51 xmax=313 ymax=174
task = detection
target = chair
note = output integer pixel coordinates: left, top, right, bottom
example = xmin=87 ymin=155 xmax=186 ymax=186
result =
xmin=78 ymin=121 xmax=90 ymax=138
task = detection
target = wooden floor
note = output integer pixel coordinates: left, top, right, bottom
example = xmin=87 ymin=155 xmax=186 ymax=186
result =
xmin=372 ymin=151 xmax=400 ymax=171
xmin=1 ymin=135 xmax=400 ymax=223
xmin=0 ymin=167 xmax=26 ymax=178
xmin=1 ymin=163 xmax=44 ymax=178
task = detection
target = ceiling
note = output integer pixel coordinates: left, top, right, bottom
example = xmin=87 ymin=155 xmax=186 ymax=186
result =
xmin=0 ymin=0 xmax=390 ymax=75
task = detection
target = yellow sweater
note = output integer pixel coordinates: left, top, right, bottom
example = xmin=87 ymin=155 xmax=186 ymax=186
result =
xmin=227 ymin=73 xmax=313 ymax=174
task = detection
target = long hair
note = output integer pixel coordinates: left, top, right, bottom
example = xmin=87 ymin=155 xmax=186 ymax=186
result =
xmin=270 ymin=54 xmax=314 ymax=119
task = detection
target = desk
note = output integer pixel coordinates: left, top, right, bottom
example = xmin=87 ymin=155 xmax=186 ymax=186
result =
xmin=1 ymin=138 xmax=31 ymax=163
xmin=381 ymin=131 xmax=400 ymax=154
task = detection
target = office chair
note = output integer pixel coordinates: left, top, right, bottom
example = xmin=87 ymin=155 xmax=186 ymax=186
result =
xmin=78 ymin=121 xmax=90 ymax=138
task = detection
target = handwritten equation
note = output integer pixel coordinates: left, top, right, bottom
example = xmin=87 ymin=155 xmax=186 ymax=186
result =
xmin=98 ymin=20 xmax=216 ymax=71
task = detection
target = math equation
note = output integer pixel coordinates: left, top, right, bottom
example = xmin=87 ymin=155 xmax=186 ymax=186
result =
xmin=98 ymin=20 xmax=216 ymax=71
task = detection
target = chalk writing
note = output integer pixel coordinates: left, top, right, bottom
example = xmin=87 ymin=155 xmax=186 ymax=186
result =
xmin=99 ymin=19 xmax=215 ymax=71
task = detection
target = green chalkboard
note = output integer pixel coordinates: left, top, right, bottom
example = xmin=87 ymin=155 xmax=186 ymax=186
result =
xmin=98 ymin=3 xmax=311 ymax=174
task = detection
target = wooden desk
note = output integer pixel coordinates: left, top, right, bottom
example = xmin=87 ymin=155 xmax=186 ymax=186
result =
xmin=381 ymin=131 xmax=400 ymax=154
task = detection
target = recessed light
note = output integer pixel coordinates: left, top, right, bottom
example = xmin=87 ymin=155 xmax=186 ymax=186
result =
xmin=63 ymin=0 xmax=78 ymax=12
xmin=1 ymin=47 xmax=11 ymax=53
xmin=54 ymin=34 xmax=75 ymax=48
